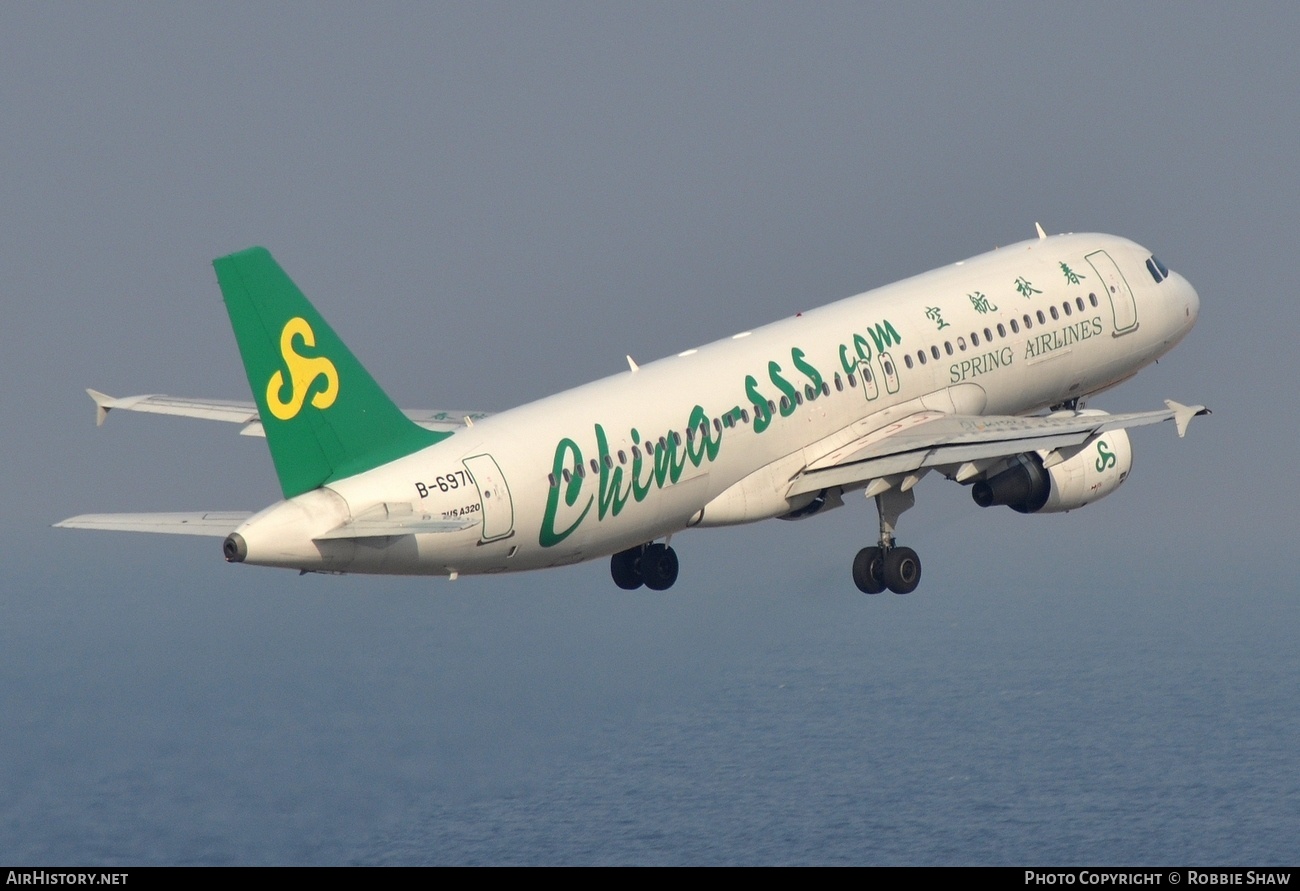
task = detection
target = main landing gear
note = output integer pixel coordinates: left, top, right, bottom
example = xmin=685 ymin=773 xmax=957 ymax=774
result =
xmin=852 ymin=488 xmax=922 ymax=595
xmin=610 ymin=541 xmax=679 ymax=591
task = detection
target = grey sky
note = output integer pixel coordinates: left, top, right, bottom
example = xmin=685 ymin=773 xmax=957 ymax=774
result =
xmin=2 ymin=3 xmax=1296 ymax=863
xmin=7 ymin=3 xmax=1288 ymax=557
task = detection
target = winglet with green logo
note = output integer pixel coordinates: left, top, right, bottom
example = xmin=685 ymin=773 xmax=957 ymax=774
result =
xmin=214 ymin=247 xmax=450 ymax=499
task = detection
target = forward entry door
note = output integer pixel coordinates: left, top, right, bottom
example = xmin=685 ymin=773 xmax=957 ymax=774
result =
xmin=1085 ymin=249 xmax=1139 ymax=335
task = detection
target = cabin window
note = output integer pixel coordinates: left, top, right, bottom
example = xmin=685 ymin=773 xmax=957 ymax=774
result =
xmin=795 ymin=391 xmax=803 ymax=406
xmin=1050 ymin=305 xmax=1059 ymax=320
xmin=931 ymin=345 xmax=940 ymax=360
xmin=1076 ymin=297 xmax=1085 ymax=312
xmin=997 ymin=323 xmax=1006 ymax=337
xmin=547 ymin=473 xmax=557 ymax=488
xmin=575 ymin=464 xmax=585 ymax=479
xmin=971 ymin=331 xmax=980 ymax=347
xmin=863 ymin=366 xmax=874 ymax=383
xmin=644 ymin=440 xmax=654 ymax=456
xmin=768 ymin=399 xmax=777 ymax=413
xmin=685 ymin=426 xmax=694 ymax=442
xmin=985 ymin=327 xmax=994 ymax=341
xmin=1036 ymin=310 xmax=1046 ymax=324
xmin=904 ymin=354 xmax=914 ymax=369
xmin=803 ymin=384 xmax=814 ymax=401
xmin=1010 ymin=319 xmax=1019 ymax=334
xmin=1089 ymin=293 xmax=1099 ymax=307
xmin=1063 ymin=302 xmax=1071 ymax=316
xmin=1023 ymin=314 xmax=1033 ymax=329
xmin=883 ymin=359 xmax=894 ymax=375
xmin=848 ymin=372 xmax=857 ymax=387
xmin=834 ymin=373 xmax=844 ymax=392
xmin=603 ymin=455 xmax=613 ymax=469
xmin=917 ymin=350 xmax=927 ymax=366
xmin=957 ymin=337 xmax=966 ymax=352
xmin=944 ymin=341 xmax=953 ymax=356
xmin=741 ymin=409 xmax=750 ymax=423
xmin=723 ymin=413 xmax=734 ymax=428
xmin=780 ymin=396 xmax=790 ymax=412
xmin=618 ymin=450 xmax=627 ymax=465
xmin=562 ymin=469 xmax=572 ymax=483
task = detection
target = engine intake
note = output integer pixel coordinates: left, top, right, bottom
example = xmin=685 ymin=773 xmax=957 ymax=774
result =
xmin=972 ymin=454 xmax=1050 ymax=513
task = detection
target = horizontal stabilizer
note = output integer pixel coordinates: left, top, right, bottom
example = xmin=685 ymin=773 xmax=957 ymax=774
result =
xmin=55 ymin=511 xmax=253 ymax=537
xmin=86 ymin=390 xmax=260 ymax=428
xmin=83 ymin=391 xmax=490 ymax=437
xmin=314 ymin=504 xmax=478 ymax=540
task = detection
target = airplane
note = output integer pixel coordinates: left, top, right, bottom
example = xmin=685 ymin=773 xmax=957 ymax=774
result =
xmin=57 ymin=225 xmax=1207 ymax=594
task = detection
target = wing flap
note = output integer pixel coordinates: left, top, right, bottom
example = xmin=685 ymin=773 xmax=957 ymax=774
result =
xmin=55 ymin=511 xmax=253 ymax=537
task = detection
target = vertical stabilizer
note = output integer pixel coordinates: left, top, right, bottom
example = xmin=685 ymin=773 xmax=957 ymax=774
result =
xmin=214 ymin=247 xmax=448 ymax=499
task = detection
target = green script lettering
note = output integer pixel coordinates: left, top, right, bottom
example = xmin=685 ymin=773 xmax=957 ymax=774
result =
xmin=540 ymin=437 xmax=592 ymax=547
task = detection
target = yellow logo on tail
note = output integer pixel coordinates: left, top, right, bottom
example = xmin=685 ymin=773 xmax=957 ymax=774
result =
xmin=266 ymin=317 xmax=339 ymax=420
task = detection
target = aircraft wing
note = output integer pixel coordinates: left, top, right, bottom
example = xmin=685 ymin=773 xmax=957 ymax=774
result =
xmin=54 ymin=511 xmax=254 ymax=536
xmin=85 ymin=389 xmax=490 ymax=437
xmin=787 ymin=400 xmax=1209 ymax=498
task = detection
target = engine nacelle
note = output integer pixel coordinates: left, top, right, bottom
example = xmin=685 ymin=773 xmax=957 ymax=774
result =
xmin=971 ymin=427 xmax=1133 ymax=514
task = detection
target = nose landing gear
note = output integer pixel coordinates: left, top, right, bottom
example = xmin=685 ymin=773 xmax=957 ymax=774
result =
xmin=852 ymin=488 xmax=922 ymax=595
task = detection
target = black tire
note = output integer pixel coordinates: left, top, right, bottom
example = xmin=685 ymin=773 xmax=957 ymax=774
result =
xmin=852 ymin=546 xmax=887 ymax=594
xmin=883 ymin=546 xmax=921 ymax=595
xmin=610 ymin=547 xmax=644 ymax=590
xmin=642 ymin=544 xmax=679 ymax=591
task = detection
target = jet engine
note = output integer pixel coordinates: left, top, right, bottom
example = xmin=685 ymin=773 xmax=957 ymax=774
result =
xmin=971 ymin=427 xmax=1133 ymax=514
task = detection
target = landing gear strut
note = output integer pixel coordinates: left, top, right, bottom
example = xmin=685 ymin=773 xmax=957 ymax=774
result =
xmin=611 ymin=542 xmax=679 ymax=591
xmin=852 ymin=488 xmax=922 ymax=595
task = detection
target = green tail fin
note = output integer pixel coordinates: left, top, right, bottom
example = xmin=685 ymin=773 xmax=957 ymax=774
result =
xmin=214 ymin=247 xmax=449 ymax=499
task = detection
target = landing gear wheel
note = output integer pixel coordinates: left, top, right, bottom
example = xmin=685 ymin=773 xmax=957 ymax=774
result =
xmin=883 ymin=546 xmax=921 ymax=594
xmin=641 ymin=543 xmax=679 ymax=591
xmin=610 ymin=547 xmax=644 ymax=590
xmin=852 ymin=546 xmax=887 ymax=594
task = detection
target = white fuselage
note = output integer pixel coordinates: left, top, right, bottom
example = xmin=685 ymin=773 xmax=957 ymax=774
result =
xmin=232 ymin=233 xmax=1200 ymax=575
